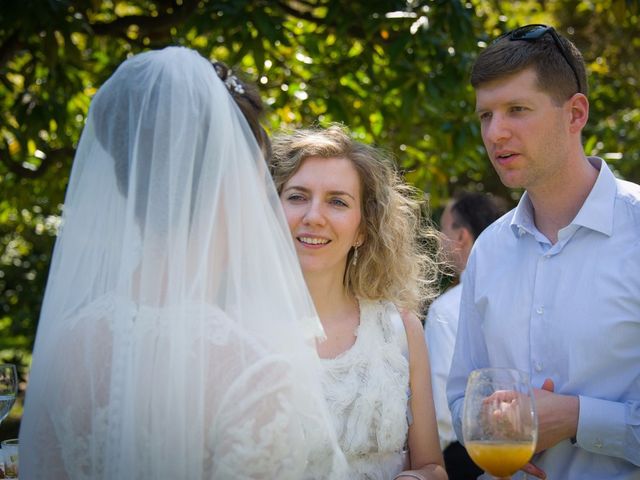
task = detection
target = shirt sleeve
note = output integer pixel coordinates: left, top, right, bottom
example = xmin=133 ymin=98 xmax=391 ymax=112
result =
xmin=576 ymin=395 xmax=640 ymax=466
xmin=446 ymin=251 xmax=490 ymax=445
xmin=425 ymin=293 xmax=458 ymax=450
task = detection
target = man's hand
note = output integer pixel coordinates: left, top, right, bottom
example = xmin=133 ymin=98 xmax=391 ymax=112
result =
xmin=533 ymin=378 xmax=579 ymax=453
xmin=481 ymin=389 xmax=532 ymax=440
xmin=514 ymin=378 xmax=579 ymax=479
xmin=521 ymin=461 xmax=546 ymax=479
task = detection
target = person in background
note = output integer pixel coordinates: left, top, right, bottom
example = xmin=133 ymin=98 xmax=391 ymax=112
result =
xmin=19 ymin=47 xmax=346 ymax=479
xmin=270 ymin=124 xmax=448 ymax=480
xmin=425 ymin=191 xmax=506 ymax=480
xmin=447 ymin=24 xmax=640 ymax=479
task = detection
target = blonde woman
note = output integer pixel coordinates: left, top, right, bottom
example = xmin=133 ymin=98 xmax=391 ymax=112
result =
xmin=270 ymin=124 xmax=447 ymax=480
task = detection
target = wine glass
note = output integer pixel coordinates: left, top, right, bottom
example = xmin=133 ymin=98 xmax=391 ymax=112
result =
xmin=0 ymin=364 xmax=18 ymax=428
xmin=462 ymin=367 xmax=537 ymax=479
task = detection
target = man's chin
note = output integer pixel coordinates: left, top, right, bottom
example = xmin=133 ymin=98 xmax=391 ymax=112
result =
xmin=497 ymin=172 xmax=526 ymax=190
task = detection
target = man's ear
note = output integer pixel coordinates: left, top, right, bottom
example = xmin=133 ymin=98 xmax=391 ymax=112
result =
xmin=568 ymin=93 xmax=589 ymax=134
xmin=459 ymin=226 xmax=475 ymax=251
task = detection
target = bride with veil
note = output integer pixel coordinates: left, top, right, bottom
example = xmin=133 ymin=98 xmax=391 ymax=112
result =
xmin=19 ymin=47 xmax=346 ymax=479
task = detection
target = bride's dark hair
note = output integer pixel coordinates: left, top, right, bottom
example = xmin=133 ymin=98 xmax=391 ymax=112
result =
xmin=212 ymin=61 xmax=272 ymax=161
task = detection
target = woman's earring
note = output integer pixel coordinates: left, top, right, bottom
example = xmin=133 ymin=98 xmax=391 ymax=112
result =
xmin=352 ymin=244 xmax=359 ymax=267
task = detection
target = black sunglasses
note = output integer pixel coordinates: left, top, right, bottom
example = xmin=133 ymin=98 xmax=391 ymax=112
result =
xmin=499 ymin=24 xmax=582 ymax=94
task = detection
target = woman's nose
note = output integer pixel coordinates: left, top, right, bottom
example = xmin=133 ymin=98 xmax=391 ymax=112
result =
xmin=302 ymin=200 xmax=326 ymax=225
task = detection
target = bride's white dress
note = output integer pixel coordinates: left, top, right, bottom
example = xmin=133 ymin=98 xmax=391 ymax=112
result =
xmin=22 ymin=295 xmax=324 ymax=479
xmin=320 ymin=299 xmax=410 ymax=479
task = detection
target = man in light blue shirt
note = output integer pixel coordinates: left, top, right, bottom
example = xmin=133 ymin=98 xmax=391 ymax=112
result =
xmin=447 ymin=24 xmax=640 ymax=479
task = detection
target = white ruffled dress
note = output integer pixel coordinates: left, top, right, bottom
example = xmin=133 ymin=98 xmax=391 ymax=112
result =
xmin=320 ymin=299 xmax=410 ymax=479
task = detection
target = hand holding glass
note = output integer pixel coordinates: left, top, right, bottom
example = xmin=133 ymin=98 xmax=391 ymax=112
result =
xmin=462 ymin=368 xmax=538 ymax=479
xmin=0 ymin=365 xmax=17 ymax=427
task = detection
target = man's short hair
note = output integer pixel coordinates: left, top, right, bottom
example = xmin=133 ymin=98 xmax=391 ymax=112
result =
xmin=470 ymin=27 xmax=587 ymax=104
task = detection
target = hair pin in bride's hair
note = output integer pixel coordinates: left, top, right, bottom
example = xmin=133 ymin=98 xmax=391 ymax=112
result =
xmin=224 ymin=71 xmax=245 ymax=95
xmin=213 ymin=63 xmax=245 ymax=95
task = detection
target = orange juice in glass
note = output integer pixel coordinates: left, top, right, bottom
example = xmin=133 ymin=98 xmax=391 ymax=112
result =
xmin=462 ymin=368 xmax=538 ymax=479
xmin=466 ymin=440 xmax=535 ymax=477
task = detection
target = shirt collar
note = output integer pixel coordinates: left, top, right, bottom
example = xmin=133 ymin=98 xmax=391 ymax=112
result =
xmin=510 ymin=157 xmax=616 ymax=239
xmin=571 ymin=157 xmax=616 ymax=236
xmin=510 ymin=192 xmax=540 ymax=239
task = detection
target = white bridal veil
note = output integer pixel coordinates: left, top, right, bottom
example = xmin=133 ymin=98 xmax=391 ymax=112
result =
xmin=20 ymin=47 xmax=345 ymax=479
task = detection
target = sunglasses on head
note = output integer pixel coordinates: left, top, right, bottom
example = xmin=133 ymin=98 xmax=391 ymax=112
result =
xmin=499 ymin=24 xmax=582 ymax=94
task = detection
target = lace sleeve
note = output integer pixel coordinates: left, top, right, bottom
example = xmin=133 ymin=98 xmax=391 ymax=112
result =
xmin=210 ymin=355 xmax=309 ymax=479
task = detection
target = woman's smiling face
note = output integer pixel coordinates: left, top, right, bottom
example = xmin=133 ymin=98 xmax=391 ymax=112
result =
xmin=280 ymin=156 xmax=364 ymax=279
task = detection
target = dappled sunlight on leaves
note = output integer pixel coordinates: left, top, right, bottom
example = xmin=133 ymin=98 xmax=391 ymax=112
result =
xmin=0 ymin=0 xmax=638 ymax=386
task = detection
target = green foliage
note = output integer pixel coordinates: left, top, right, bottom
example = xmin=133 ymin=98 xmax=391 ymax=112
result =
xmin=1 ymin=0 xmax=639 ymax=365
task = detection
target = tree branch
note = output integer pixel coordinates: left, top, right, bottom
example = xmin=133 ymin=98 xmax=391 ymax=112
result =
xmin=0 ymin=31 xmax=25 ymax=70
xmin=0 ymin=143 xmax=74 ymax=180
xmin=273 ymin=0 xmax=322 ymax=23
xmin=90 ymin=0 xmax=200 ymax=37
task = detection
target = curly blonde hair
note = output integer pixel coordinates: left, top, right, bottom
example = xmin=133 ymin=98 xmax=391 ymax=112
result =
xmin=270 ymin=124 xmax=441 ymax=315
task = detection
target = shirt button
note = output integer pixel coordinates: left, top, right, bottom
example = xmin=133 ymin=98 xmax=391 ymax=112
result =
xmin=536 ymin=307 xmax=544 ymax=314
xmin=534 ymin=362 xmax=543 ymax=372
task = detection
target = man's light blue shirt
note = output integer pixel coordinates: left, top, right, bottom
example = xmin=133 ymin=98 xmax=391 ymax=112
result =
xmin=447 ymin=158 xmax=640 ymax=479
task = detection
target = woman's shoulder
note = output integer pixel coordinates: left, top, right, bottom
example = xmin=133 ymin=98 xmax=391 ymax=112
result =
xmin=378 ymin=301 xmax=425 ymax=358
xmin=364 ymin=299 xmax=422 ymax=335
xmin=62 ymin=293 xmax=132 ymax=330
xmin=398 ymin=308 xmax=424 ymax=340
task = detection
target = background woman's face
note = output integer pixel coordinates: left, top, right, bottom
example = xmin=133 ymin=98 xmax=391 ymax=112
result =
xmin=280 ymin=156 xmax=363 ymax=278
